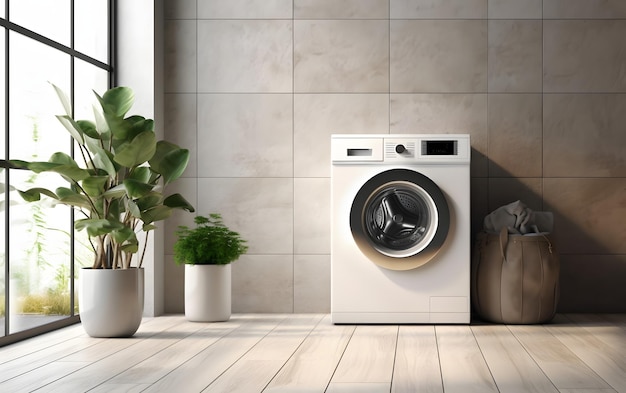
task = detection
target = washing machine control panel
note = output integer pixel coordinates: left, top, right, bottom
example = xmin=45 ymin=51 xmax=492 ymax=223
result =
xmin=422 ymin=140 xmax=457 ymax=156
xmin=384 ymin=135 xmax=470 ymax=164
xmin=331 ymin=134 xmax=470 ymax=164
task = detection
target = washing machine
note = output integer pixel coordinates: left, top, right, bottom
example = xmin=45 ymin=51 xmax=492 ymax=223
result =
xmin=331 ymin=134 xmax=471 ymax=324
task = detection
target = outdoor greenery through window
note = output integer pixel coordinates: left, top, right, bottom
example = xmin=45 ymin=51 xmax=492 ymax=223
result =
xmin=0 ymin=0 xmax=113 ymax=344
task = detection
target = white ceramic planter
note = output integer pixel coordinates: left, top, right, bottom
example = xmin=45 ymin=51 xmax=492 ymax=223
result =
xmin=79 ymin=268 xmax=144 ymax=337
xmin=185 ymin=264 xmax=231 ymax=322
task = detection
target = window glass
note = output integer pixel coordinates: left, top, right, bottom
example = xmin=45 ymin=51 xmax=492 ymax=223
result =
xmin=74 ymin=58 xmax=109 ymax=119
xmin=9 ymin=33 xmax=70 ymax=161
xmin=9 ymin=0 xmax=70 ymax=47
xmin=9 ymin=170 xmax=72 ymax=334
xmin=8 ymin=32 xmax=72 ymax=334
xmin=74 ymin=0 xmax=109 ymax=63
xmin=0 ymin=0 xmax=111 ymax=343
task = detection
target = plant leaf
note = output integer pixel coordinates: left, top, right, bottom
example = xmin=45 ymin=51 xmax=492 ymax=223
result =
xmin=113 ymin=130 xmax=157 ymax=168
xmin=99 ymin=86 xmax=134 ymax=118
xmin=75 ymin=218 xmax=124 ymax=237
xmin=102 ymin=184 xmax=127 ymax=200
xmin=127 ymin=199 xmax=141 ymax=218
xmin=82 ymin=176 xmax=109 ymax=197
xmin=124 ymin=116 xmax=154 ymax=141
xmin=149 ymin=141 xmax=189 ymax=185
xmin=51 ymin=165 xmax=91 ymax=182
xmin=76 ymin=120 xmax=100 ymax=140
xmin=120 ymin=240 xmax=139 ymax=253
xmin=93 ymin=104 xmax=112 ymax=143
xmin=129 ymin=166 xmax=152 ymax=183
xmin=50 ymin=83 xmax=72 ymax=117
xmin=123 ymin=179 xmax=154 ymax=198
xmin=56 ymin=187 xmax=93 ymax=209
xmin=8 ymin=159 xmax=29 ymax=169
xmin=135 ymin=192 xmax=162 ymax=211
xmin=49 ymin=152 xmax=77 ymax=166
xmin=142 ymin=223 xmax=157 ymax=232
xmin=56 ymin=115 xmax=85 ymax=144
xmin=91 ymin=147 xmax=117 ymax=178
xmin=163 ymin=193 xmax=195 ymax=212
xmin=141 ymin=205 xmax=172 ymax=225
xmin=111 ymin=226 xmax=135 ymax=244
xmin=18 ymin=188 xmax=59 ymax=202
xmin=44 ymin=153 xmax=91 ymax=182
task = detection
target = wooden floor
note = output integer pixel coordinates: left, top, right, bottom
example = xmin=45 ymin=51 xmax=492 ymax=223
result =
xmin=0 ymin=314 xmax=625 ymax=393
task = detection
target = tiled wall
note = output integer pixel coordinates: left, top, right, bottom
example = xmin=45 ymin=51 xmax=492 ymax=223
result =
xmin=163 ymin=0 xmax=626 ymax=313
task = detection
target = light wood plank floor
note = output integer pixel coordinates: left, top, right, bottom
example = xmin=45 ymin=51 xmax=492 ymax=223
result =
xmin=1 ymin=314 xmax=625 ymax=392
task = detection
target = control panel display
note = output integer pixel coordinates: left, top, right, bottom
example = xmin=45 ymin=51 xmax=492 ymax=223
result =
xmin=422 ymin=140 xmax=457 ymax=156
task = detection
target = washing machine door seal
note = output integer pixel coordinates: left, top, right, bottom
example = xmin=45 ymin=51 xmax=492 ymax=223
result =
xmin=350 ymin=168 xmax=450 ymax=271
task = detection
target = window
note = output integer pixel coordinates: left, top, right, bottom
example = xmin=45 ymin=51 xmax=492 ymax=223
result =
xmin=0 ymin=0 xmax=113 ymax=345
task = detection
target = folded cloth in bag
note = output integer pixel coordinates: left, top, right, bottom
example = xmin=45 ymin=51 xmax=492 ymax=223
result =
xmin=471 ymin=227 xmax=560 ymax=324
xmin=483 ymin=200 xmax=553 ymax=235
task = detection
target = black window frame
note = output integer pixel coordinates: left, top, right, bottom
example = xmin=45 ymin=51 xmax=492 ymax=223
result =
xmin=0 ymin=0 xmax=116 ymax=347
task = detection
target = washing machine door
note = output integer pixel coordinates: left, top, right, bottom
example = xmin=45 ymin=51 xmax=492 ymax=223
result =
xmin=350 ymin=168 xmax=450 ymax=270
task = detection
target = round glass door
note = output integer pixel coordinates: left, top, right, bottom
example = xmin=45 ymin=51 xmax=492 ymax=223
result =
xmin=350 ymin=169 xmax=450 ymax=270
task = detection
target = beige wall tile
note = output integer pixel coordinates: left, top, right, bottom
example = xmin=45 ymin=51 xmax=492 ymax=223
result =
xmin=544 ymin=94 xmax=626 ymax=177
xmin=197 ymin=94 xmax=293 ymax=177
xmin=488 ymin=94 xmax=542 ymax=177
xmin=197 ymin=178 xmax=293 ymax=255
xmin=489 ymin=20 xmax=542 ymax=93
xmin=161 ymin=0 xmax=626 ymax=314
xmin=164 ymin=20 xmax=196 ymax=93
xmin=295 ymin=0 xmax=389 ymax=19
xmin=198 ymin=20 xmax=292 ymax=93
xmin=232 ymin=255 xmax=294 ymax=313
xmin=390 ymin=20 xmax=487 ymax=93
xmin=391 ymin=0 xmax=486 ymax=19
xmin=294 ymin=178 xmax=330 ymax=255
xmin=558 ymin=255 xmax=626 ymax=313
xmin=390 ymin=94 xmax=488 ymax=176
xmin=163 ymin=177 xmax=198 ymax=254
xmin=294 ymin=20 xmax=389 ymax=93
xmin=164 ymin=255 xmax=185 ymax=313
xmin=544 ymin=178 xmax=626 ymax=254
xmin=165 ymin=0 xmax=196 ymax=19
xmin=471 ymin=178 xmax=489 ymax=237
xmin=164 ymin=93 xmax=197 ymax=178
xmin=294 ymin=255 xmax=331 ymax=313
xmin=544 ymin=20 xmax=626 ymax=93
xmin=544 ymin=0 xmax=626 ymax=19
xmin=488 ymin=178 xmax=543 ymax=213
xmin=488 ymin=0 xmax=542 ymax=19
xmin=294 ymin=94 xmax=389 ymax=178
xmin=198 ymin=0 xmax=292 ymax=19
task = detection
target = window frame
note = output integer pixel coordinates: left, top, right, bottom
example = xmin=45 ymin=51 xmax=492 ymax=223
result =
xmin=0 ymin=0 xmax=116 ymax=347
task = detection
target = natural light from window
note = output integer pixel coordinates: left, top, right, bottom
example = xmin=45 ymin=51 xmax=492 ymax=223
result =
xmin=0 ymin=0 xmax=111 ymax=339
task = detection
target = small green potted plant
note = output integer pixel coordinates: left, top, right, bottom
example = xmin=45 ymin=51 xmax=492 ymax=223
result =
xmin=174 ymin=214 xmax=248 ymax=322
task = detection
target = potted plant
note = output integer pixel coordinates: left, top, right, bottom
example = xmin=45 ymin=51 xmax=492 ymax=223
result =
xmin=174 ymin=214 xmax=248 ymax=322
xmin=10 ymin=84 xmax=195 ymax=337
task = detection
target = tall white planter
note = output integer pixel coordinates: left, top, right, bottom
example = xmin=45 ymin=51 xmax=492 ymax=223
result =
xmin=185 ymin=264 xmax=231 ymax=322
xmin=79 ymin=268 xmax=144 ymax=337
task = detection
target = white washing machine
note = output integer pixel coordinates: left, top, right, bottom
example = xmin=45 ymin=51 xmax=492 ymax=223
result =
xmin=331 ymin=134 xmax=471 ymax=324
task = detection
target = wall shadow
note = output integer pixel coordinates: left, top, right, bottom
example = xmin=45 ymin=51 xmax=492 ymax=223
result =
xmin=469 ymin=147 xmax=626 ymax=314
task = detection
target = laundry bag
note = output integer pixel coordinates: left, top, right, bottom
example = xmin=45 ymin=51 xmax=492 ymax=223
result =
xmin=471 ymin=227 xmax=560 ymax=324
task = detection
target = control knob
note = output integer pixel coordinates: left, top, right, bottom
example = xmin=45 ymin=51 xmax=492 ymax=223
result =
xmin=395 ymin=144 xmax=406 ymax=154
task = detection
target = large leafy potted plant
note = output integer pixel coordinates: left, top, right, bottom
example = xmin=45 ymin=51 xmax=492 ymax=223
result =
xmin=174 ymin=214 xmax=247 ymax=322
xmin=11 ymin=85 xmax=194 ymax=337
